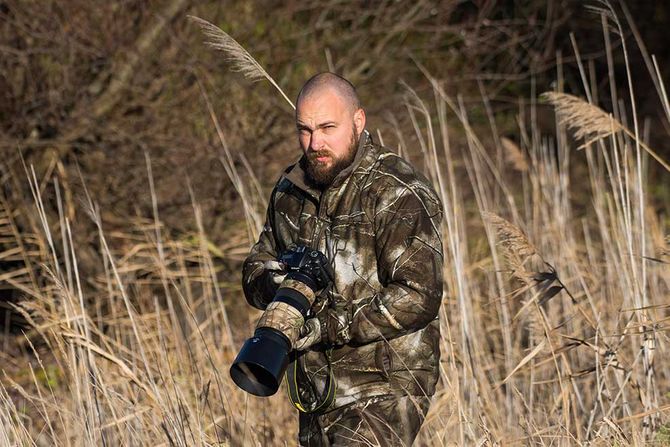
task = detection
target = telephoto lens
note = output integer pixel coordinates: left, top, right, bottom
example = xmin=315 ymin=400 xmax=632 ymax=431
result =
xmin=230 ymin=246 xmax=332 ymax=396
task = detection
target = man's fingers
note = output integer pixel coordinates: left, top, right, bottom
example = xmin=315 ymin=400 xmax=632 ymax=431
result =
xmin=305 ymin=317 xmax=321 ymax=334
xmin=264 ymin=260 xmax=285 ymax=271
xmin=294 ymin=318 xmax=321 ymax=351
xmin=271 ymin=273 xmax=287 ymax=285
xmin=266 ymin=260 xmax=287 ymax=284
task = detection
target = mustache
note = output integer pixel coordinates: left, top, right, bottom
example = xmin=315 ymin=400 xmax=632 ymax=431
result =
xmin=307 ymin=150 xmax=332 ymax=160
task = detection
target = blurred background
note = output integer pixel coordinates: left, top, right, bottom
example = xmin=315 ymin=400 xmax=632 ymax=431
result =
xmin=0 ymin=1 xmax=668 ymax=445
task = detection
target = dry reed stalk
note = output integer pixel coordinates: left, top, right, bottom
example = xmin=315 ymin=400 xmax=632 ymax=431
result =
xmin=196 ymin=77 xmax=263 ymax=240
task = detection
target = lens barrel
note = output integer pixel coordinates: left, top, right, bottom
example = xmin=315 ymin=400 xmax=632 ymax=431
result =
xmin=230 ymin=277 xmax=313 ymax=396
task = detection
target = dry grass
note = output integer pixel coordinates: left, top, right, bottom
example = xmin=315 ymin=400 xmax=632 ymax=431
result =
xmin=0 ymin=2 xmax=669 ymax=446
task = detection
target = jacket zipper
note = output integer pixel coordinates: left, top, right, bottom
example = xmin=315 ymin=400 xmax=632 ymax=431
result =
xmin=310 ymin=191 xmax=328 ymax=250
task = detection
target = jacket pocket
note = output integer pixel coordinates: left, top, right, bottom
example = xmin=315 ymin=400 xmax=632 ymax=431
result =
xmin=374 ymin=341 xmax=393 ymax=381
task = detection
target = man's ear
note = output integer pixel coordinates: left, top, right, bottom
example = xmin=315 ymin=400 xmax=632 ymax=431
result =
xmin=353 ymin=108 xmax=366 ymax=136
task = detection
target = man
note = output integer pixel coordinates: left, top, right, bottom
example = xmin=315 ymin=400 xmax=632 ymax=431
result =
xmin=242 ymin=72 xmax=444 ymax=446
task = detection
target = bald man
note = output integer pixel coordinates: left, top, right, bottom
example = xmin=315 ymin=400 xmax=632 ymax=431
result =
xmin=242 ymin=73 xmax=444 ymax=446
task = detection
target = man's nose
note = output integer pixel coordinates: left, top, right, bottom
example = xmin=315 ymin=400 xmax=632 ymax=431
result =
xmin=309 ymin=130 xmax=324 ymax=151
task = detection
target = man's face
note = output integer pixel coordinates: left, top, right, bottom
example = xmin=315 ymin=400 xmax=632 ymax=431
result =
xmin=296 ymin=89 xmax=365 ymax=188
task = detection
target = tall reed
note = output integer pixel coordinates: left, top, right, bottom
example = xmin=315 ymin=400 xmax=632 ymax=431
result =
xmin=1 ymin=3 xmax=668 ymax=446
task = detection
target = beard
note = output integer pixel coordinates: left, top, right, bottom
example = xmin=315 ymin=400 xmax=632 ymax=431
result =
xmin=301 ymin=126 xmax=359 ymax=189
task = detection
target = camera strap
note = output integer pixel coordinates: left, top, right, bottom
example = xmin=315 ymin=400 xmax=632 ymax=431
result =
xmin=286 ymin=349 xmax=336 ymax=414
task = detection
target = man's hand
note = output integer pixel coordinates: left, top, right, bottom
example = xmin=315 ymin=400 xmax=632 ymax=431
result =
xmin=293 ymin=305 xmax=352 ymax=351
xmin=264 ymin=260 xmax=287 ymax=285
xmin=294 ymin=318 xmax=322 ymax=351
xmin=320 ymin=305 xmax=352 ymax=347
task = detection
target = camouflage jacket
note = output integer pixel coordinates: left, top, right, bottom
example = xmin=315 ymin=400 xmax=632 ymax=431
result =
xmin=242 ymin=131 xmax=444 ymax=409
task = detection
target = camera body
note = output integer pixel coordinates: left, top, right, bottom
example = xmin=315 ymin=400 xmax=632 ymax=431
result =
xmin=279 ymin=245 xmax=333 ymax=291
xmin=278 ymin=245 xmax=312 ymax=269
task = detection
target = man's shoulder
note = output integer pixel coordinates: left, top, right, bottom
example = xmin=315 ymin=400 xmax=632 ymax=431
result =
xmin=363 ymin=144 xmax=440 ymax=203
xmin=371 ymin=147 xmax=420 ymax=180
xmin=276 ymin=164 xmax=296 ymax=193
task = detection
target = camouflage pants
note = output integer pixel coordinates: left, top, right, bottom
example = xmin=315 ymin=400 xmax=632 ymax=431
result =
xmin=298 ymin=395 xmax=431 ymax=446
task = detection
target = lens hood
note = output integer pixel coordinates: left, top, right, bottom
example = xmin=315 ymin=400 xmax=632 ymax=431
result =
xmin=230 ymin=327 xmax=291 ymax=396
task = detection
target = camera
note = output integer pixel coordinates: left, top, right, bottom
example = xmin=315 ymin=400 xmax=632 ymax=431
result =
xmin=230 ymin=246 xmax=332 ymax=397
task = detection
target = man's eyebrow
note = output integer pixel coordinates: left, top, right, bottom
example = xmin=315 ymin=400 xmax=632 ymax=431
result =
xmin=296 ymin=121 xmax=337 ymax=130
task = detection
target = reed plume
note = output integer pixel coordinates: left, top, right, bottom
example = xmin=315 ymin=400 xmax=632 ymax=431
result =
xmin=541 ymin=92 xmax=623 ymax=148
xmin=189 ymin=15 xmax=295 ymax=110
xmin=501 ymin=137 xmax=529 ymax=172
xmin=482 ymin=211 xmax=537 ymax=284
xmin=542 ymin=91 xmax=670 ymax=172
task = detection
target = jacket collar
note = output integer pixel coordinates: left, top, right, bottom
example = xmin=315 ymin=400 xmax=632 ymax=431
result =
xmin=284 ymin=130 xmax=373 ymax=202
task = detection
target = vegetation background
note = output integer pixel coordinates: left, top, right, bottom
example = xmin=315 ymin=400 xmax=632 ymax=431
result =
xmin=0 ymin=0 xmax=668 ymax=445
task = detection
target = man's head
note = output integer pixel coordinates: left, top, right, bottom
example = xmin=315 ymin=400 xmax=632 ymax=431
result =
xmin=296 ymin=73 xmax=366 ymax=188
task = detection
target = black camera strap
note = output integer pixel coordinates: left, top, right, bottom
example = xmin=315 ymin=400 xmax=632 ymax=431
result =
xmin=286 ymin=349 xmax=336 ymax=414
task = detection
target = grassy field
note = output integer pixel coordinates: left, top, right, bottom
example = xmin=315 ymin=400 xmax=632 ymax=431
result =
xmin=0 ymin=1 xmax=669 ymax=445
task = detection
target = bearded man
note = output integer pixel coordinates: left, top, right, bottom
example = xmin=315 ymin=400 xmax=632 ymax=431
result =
xmin=242 ymin=72 xmax=444 ymax=446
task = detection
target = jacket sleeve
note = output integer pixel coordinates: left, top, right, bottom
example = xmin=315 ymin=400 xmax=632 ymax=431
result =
xmin=242 ymin=190 xmax=281 ymax=310
xmin=348 ymin=183 xmax=443 ymax=344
